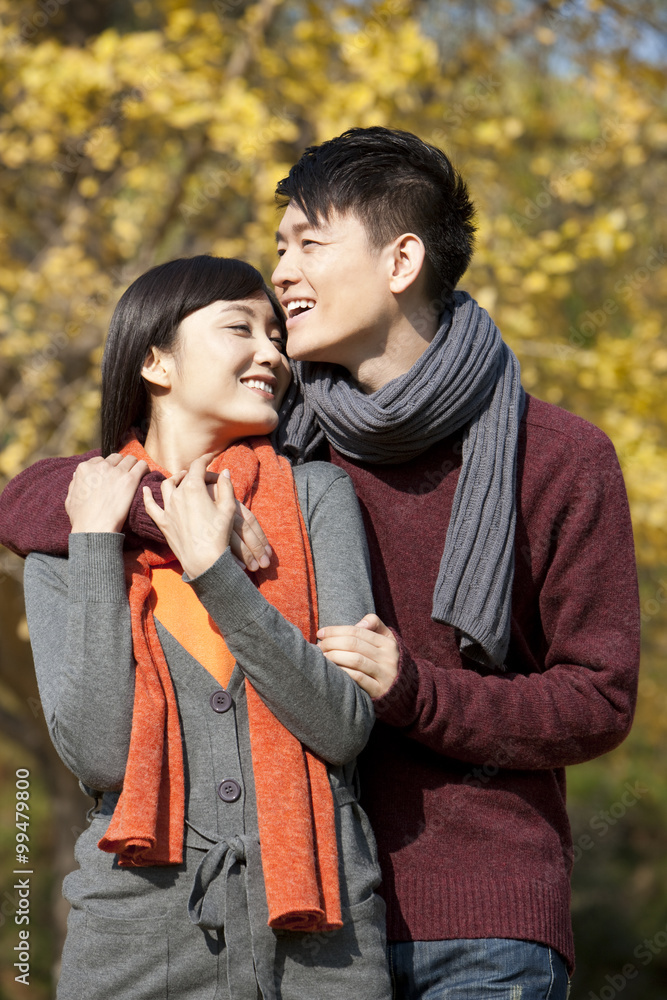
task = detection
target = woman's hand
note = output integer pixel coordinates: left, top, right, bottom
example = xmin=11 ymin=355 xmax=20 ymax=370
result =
xmin=229 ymin=498 xmax=273 ymax=572
xmin=66 ymin=454 xmax=149 ymax=533
xmin=202 ymin=471 xmax=272 ymax=572
xmin=317 ymin=614 xmax=400 ymax=699
xmin=143 ymin=455 xmax=238 ymax=579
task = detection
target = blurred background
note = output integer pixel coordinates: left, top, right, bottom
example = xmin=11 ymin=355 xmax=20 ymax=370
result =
xmin=0 ymin=0 xmax=665 ymax=996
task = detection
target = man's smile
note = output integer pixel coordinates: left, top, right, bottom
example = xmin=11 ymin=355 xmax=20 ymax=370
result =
xmin=284 ymin=298 xmax=316 ymax=319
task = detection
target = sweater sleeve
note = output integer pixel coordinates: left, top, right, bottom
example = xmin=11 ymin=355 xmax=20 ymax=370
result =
xmin=187 ymin=465 xmax=376 ymax=766
xmin=0 ymin=452 xmax=167 ymax=556
xmin=371 ymin=430 xmax=640 ymax=770
xmin=0 ymin=452 xmax=97 ymax=557
xmin=23 ymin=534 xmax=136 ymax=790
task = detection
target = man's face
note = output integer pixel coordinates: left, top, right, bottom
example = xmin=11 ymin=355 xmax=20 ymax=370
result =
xmin=272 ymin=202 xmax=397 ymax=370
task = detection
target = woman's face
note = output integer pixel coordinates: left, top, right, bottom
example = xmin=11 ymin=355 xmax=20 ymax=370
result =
xmin=154 ymin=291 xmax=291 ymax=445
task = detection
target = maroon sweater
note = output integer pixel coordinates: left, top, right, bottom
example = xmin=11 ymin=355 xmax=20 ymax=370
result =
xmin=0 ymin=395 xmax=639 ymax=971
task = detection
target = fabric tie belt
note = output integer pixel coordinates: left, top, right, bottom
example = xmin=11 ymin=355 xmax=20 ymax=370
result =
xmin=186 ymin=822 xmax=277 ymax=1000
xmin=184 ymin=786 xmax=356 ymax=998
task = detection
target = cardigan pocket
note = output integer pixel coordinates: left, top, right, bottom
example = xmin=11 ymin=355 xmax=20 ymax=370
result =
xmin=273 ymin=891 xmax=391 ymax=999
xmin=57 ymin=907 xmax=169 ymax=1000
xmin=333 ymin=783 xmax=382 ymax=913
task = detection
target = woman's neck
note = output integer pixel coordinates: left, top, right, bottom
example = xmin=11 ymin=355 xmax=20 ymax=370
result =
xmin=143 ymin=418 xmax=231 ymax=475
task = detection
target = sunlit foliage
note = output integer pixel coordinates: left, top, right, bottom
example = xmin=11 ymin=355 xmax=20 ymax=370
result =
xmin=0 ymin=1 xmax=665 ymax=995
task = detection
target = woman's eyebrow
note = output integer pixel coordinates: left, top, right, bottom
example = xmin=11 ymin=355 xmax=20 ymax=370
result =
xmin=218 ymin=304 xmax=256 ymax=317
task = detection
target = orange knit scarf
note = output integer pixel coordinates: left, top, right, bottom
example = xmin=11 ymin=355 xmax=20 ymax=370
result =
xmin=97 ymin=435 xmax=342 ymax=932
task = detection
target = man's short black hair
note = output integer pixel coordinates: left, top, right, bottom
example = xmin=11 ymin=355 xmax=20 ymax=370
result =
xmin=275 ymin=126 xmax=476 ymax=305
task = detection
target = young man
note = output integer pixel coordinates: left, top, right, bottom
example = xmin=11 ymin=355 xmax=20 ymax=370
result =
xmin=0 ymin=127 xmax=639 ymax=998
xmin=266 ymin=128 xmax=639 ymax=997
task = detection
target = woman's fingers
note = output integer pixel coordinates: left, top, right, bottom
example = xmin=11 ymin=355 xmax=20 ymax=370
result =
xmin=104 ymin=453 xmax=146 ymax=472
xmin=185 ymin=454 xmax=215 ymax=488
xmin=118 ymin=453 xmax=148 ymax=475
xmin=144 ymin=456 xmax=269 ymax=579
xmin=160 ymin=462 xmax=221 ymax=509
xmin=217 ymin=468 xmax=234 ymax=493
xmin=212 ymin=473 xmax=271 ymax=571
xmin=143 ymin=485 xmax=164 ymax=525
xmin=229 ymin=523 xmax=268 ymax=571
xmin=160 ymin=469 xmax=188 ymax=501
xmin=145 ymin=456 xmax=236 ymax=579
xmin=66 ymin=452 xmax=151 ymax=532
xmin=122 ymin=456 xmax=150 ymax=487
xmin=73 ymin=453 xmax=148 ymax=478
xmin=237 ymin=501 xmax=271 ymax=553
xmin=203 ymin=470 xmax=219 ymax=500
xmin=230 ymin=501 xmax=272 ymax=570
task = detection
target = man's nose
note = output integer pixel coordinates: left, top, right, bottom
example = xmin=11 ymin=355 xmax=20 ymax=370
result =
xmin=271 ymin=251 xmax=297 ymax=288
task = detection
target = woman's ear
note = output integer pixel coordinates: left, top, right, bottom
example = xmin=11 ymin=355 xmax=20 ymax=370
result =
xmin=141 ymin=346 xmax=172 ymax=389
xmin=387 ymin=233 xmax=428 ymax=295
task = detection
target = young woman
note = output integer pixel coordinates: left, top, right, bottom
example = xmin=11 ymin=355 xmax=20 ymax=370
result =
xmin=22 ymin=256 xmax=392 ymax=999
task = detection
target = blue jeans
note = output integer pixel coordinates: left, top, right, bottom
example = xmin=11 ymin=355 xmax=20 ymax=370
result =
xmin=387 ymin=938 xmax=570 ymax=999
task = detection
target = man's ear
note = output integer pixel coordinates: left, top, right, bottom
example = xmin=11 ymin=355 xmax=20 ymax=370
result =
xmin=387 ymin=233 xmax=428 ymax=294
xmin=141 ymin=345 xmax=172 ymax=389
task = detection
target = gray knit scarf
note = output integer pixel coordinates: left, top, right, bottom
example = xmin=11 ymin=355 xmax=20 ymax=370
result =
xmin=275 ymin=291 xmax=525 ymax=668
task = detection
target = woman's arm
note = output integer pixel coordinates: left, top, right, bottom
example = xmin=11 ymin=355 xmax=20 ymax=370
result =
xmin=186 ymin=464 xmax=377 ymax=765
xmin=23 ymin=536 xmax=136 ymax=790
xmin=22 ymin=455 xmax=150 ymax=788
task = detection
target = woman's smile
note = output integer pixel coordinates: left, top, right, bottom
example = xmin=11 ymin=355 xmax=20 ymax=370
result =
xmin=142 ymin=291 xmax=291 ymax=471
xmin=240 ymin=374 xmax=279 ymax=398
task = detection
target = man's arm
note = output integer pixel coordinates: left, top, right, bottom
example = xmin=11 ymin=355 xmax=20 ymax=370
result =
xmin=366 ymin=430 xmax=640 ymax=770
xmin=0 ymin=452 xmax=273 ymax=563
xmin=0 ymin=452 xmax=169 ymax=556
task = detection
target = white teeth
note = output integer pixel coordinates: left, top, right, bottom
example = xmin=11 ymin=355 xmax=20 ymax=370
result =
xmin=243 ymin=379 xmax=274 ymax=395
xmin=286 ymin=299 xmax=316 ymax=317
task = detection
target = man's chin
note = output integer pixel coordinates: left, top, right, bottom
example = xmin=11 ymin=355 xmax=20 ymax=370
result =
xmin=286 ymin=337 xmax=344 ymax=367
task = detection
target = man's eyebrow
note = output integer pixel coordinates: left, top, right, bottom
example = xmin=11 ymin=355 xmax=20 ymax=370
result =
xmin=274 ymin=221 xmax=313 ymax=243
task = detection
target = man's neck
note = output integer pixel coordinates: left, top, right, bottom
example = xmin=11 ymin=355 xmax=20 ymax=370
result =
xmin=350 ymin=300 xmax=442 ymax=393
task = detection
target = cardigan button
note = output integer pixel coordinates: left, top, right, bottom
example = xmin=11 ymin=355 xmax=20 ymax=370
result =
xmin=217 ymin=779 xmax=242 ymax=803
xmin=210 ymin=690 xmax=233 ymax=713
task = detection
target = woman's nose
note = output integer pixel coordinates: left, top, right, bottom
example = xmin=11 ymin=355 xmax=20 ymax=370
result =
xmin=256 ymin=336 xmax=284 ymax=368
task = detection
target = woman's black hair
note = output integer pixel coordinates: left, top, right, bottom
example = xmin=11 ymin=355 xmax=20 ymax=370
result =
xmin=100 ymin=255 xmax=286 ymax=456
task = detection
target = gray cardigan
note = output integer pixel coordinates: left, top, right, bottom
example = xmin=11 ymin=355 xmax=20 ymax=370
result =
xmin=24 ymin=462 xmax=392 ymax=1000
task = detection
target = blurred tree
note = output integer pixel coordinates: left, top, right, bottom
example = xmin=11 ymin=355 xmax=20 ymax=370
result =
xmin=0 ymin=0 xmax=665 ymax=995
